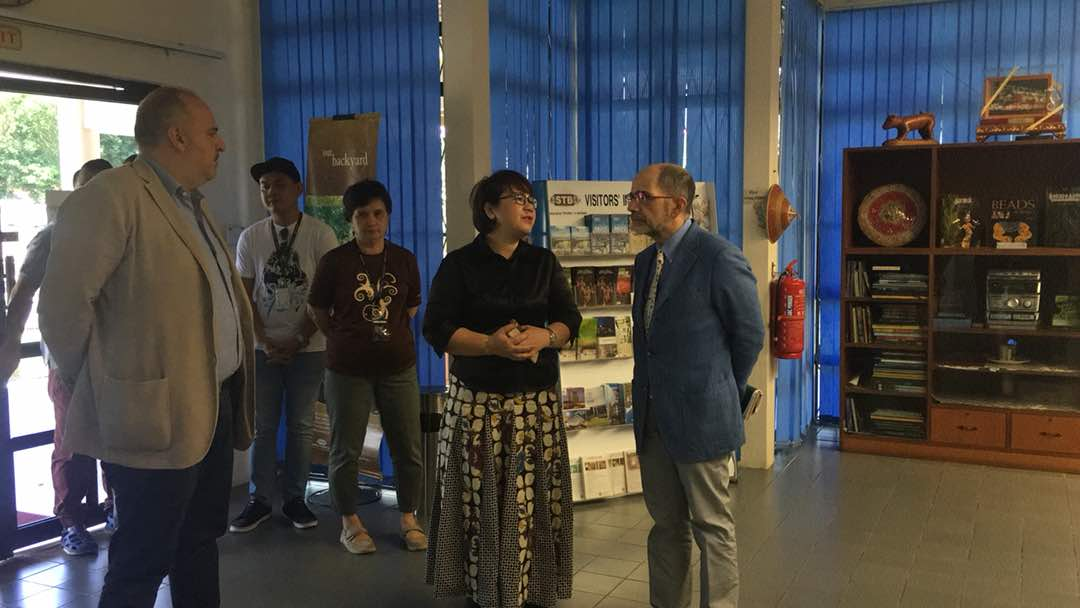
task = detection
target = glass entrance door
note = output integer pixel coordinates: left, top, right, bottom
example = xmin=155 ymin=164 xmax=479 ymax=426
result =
xmin=0 ymin=64 xmax=148 ymax=558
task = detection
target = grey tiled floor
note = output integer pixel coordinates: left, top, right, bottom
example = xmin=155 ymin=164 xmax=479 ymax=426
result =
xmin=2 ymin=426 xmax=1080 ymax=607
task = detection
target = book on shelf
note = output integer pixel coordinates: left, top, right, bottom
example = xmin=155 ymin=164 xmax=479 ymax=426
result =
xmin=1052 ymin=295 xmax=1080 ymax=328
xmin=572 ymin=267 xmax=597 ymax=307
xmin=595 ymin=316 xmax=618 ymax=358
xmin=625 ymin=451 xmax=643 ymax=493
xmin=616 ymin=316 xmax=633 ymax=358
xmin=577 ymin=317 xmax=598 ymax=360
xmin=610 ymin=215 xmax=632 ymax=254
xmin=847 ymin=260 xmax=870 ymax=297
xmin=586 ymin=214 xmax=611 ymax=255
xmin=550 ymin=225 xmax=572 ymax=256
xmin=569 ymin=457 xmax=585 ymax=502
xmin=867 ymin=407 xmax=925 ymax=439
xmin=571 ymin=225 xmax=591 ymax=255
xmin=616 ymin=266 xmax=633 ymax=305
xmin=608 ymin=452 xmax=628 ymax=496
xmin=866 ymin=351 xmax=927 ymax=392
xmin=584 ymin=386 xmax=614 ymax=427
xmin=595 ymin=268 xmax=617 ymax=306
xmin=939 ymin=194 xmax=982 ymax=248
xmin=606 ymin=383 xmax=627 ymax=424
xmin=1045 ymin=187 xmax=1080 ymax=247
xmin=582 ymin=455 xmax=612 ymax=499
xmin=990 ymin=197 xmax=1038 ymax=248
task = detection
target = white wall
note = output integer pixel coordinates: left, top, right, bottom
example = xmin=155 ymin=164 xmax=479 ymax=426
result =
xmin=0 ymin=1 xmax=267 ymax=233
xmin=0 ymin=1 xmax=267 ymax=484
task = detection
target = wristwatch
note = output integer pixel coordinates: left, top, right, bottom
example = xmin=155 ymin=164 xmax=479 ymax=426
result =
xmin=546 ymin=327 xmax=558 ymax=348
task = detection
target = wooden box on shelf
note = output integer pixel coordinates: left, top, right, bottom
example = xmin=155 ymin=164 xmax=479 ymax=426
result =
xmin=840 ymin=140 xmax=1080 ymax=473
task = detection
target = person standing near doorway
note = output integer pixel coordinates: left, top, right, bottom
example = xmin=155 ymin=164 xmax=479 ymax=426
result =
xmin=39 ymin=86 xmax=256 ymax=608
xmin=0 ymin=159 xmax=115 ymax=556
xmin=307 ymin=179 xmax=427 ymax=555
xmin=229 ymin=157 xmax=338 ymax=533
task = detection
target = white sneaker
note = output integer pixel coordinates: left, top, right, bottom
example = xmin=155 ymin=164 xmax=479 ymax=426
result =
xmin=340 ymin=527 xmax=376 ymax=554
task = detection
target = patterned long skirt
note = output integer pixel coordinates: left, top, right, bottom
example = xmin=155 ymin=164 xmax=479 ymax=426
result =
xmin=426 ymin=376 xmax=574 ymax=608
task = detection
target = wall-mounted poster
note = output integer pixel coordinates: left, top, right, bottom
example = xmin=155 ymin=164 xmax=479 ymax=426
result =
xmin=306 ymin=113 xmax=380 ymax=243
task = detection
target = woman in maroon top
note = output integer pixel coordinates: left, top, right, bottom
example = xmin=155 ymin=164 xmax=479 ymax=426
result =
xmin=423 ymin=170 xmax=581 ymax=608
xmin=308 ymin=180 xmax=427 ymax=555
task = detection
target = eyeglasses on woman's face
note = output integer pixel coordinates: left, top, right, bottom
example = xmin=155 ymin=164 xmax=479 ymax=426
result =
xmin=499 ymin=192 xmax=538 ymax=209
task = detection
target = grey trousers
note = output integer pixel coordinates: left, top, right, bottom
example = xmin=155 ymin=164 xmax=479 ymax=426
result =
xmin=639 ymin=415 xmax=738 ymax=608
xmin=324 ymin=366 xmax=423 ymax=516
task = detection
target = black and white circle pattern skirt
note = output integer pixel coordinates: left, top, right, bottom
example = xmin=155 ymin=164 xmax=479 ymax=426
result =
xmin=426 ymin=375 xmax=574 ymax=608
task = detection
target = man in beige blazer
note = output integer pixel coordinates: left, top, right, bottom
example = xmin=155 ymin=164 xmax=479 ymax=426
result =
xmin=39 ymin=86 xmax=255 ymax=608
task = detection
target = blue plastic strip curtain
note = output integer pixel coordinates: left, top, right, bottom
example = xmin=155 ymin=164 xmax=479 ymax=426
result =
xmin=576 ymin=0 xmax=746 ymax=243
xmin=819 ymin=0 xmax=1080 ymax=417
xmin=259 ymin=0 xmax=444 ymax=390
xmin=776 ymin=0 xmax=823 ymax=445
xmin=490 ymin=0 xmax=577 ymax=181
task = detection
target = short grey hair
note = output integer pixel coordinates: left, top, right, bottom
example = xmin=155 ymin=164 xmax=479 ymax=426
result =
xmin=656 ymin=163 xmax=695 ymax=216
xmin=134 ymin=86 xmax=199 ymax=149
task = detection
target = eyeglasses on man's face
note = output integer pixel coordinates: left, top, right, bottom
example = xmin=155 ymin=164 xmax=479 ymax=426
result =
xmin=499 ymin=192 xmax=538 ymax=209
xmin=623 ymin=191 xmax=676 ymax=206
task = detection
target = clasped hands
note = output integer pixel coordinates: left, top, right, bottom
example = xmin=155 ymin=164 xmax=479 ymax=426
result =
xmin=261 ymin=335 xmax=303 ymax=365
xmin=486 ymin=321 xmax=549 ymax=363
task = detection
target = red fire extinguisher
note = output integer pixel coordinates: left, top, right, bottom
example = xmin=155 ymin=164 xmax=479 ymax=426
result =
xmin=771 ymin=259 xmax=805 ymax=359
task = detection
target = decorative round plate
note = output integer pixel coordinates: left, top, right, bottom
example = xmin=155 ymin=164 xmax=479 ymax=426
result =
xmin=857 ymin=184 xmax=927 ymax=247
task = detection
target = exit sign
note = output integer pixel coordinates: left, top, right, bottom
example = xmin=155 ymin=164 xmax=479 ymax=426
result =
xmin=0 ymin=24 xmax=21 ymax=51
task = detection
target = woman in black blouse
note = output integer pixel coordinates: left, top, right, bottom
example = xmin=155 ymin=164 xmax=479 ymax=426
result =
xmin=424 ymin=170 xmax=581 ymax=608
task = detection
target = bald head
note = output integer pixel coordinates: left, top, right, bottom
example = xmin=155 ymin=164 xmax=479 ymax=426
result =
xmin=134 ymin=86 xmax=202 ymax=150
xmin=628 ymin=163 xmax=696 ymax=243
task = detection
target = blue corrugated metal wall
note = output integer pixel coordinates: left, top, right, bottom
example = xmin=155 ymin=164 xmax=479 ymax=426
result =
xmin=820 ymin=0 xmax=1080 ymax=417
xmin=259 ymin=0 xmax=444 ymax=389
xmin=777 ymin=0 xmax=823 ymax=445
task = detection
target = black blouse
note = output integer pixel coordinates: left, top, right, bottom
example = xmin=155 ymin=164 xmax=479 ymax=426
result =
xmin=423 ymin=236 xmax=582 ymax=394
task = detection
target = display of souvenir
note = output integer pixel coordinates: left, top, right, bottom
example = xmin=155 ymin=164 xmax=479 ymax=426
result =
xmin=857 ymin=184 xmax=927 ymax=247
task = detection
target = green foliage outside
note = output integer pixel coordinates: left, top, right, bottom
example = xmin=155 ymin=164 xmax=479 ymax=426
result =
xmin=100 ymin=133 xmax=136 ymax=168
xmin=0 ymin=93 xmax=60 ymax=202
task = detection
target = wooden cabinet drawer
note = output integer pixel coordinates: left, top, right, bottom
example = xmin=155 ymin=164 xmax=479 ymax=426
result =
xmin=931 ymin=408 xmax=1006 ymax=448
xmin=1010 ymin=414 xmax=1080 ymax=455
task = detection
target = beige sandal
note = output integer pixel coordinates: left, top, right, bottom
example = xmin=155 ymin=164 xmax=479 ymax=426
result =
xmin=340 ymin=527 xmax=376 ymax=554
xmin=401 ymin=527 xmax=428 ymax=552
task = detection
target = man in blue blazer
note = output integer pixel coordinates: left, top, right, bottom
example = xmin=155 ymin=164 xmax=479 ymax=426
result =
xmin=627 ymin=163 xmax=765 ymax=608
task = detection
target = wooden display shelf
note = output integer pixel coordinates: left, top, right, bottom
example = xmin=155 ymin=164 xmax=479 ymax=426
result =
xmin=935 ymin=360 xmax=1080 ymax=378
xmin=931 ymin=392 xmax=1080 ymax=415
xmin=845 ymin=386 xmax=926 ymax=398
xmin=932 ymin=247 xmax=1080 ymax=257
xmin=844 ymin=341 xmax=926 ymax=351
xmin=840 ymin=139 xmax=1080 ymax=474
xmin=842 ymin=296 xmax=928 ymax=304
xmin=847 ymin=247 xmax=930 ymax=256
xmin=933 ymin=326 xmax=1080 ymax=339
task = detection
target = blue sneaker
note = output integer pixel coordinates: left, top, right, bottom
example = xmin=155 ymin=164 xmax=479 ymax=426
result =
xmin=61 ymin=526 xmax=98 ymax=556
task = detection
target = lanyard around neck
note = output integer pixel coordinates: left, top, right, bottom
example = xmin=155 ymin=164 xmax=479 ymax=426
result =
xmin=271 ymin=213 xmax=303 ymax=253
